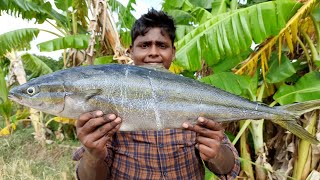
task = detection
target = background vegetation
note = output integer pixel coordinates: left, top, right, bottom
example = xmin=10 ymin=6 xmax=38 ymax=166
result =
xmin=0 ymin=0 xmax=320 ymax=179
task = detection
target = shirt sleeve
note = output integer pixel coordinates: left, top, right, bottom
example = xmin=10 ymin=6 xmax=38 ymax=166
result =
xmin=72 ymin=146 xmax=114 ymax=180
xmin=206 ymin=134 xmax=240 ymax=180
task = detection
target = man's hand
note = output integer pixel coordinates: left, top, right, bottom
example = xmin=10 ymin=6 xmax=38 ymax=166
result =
xmin=182 ymin=117 xmax=235 ymax=174
xmin=76 ymin=111 xmax=122 ymax=160
xmin=182 ymin=117 xmax=224 ymax=161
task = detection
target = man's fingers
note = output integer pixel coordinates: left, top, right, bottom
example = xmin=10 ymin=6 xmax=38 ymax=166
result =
xmin=182 ymin=121 xmax=224 ymax=140
xmin=77 ymin=111 xmax=103 ymax=127
xmin=196 ymin=142 xmax=220 ymax=161
xmin=80 ymin=116 xmax=121 ymax=139
xmin=81 ymin=119 xmax=121 ymax=148
xmin=197 ymin=117 xmax=223 ymax=131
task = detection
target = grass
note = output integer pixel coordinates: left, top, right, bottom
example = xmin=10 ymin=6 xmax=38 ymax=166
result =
xmin=0 ymin=127 xmax=81 ymax=180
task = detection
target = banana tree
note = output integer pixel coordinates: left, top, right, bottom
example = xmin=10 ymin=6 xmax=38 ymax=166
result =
xmin=0 ymin=0 xmax=91 ymax=67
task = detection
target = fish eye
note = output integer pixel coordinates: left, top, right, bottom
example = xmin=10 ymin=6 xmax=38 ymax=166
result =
xmin=26 ymin=87 xmax=36 ymax=95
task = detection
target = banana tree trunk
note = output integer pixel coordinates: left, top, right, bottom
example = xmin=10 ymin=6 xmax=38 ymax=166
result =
xmin=7 ymin=52 xmax=46 ymax=143
xmin=88 ymin=0 xmax=131 ymax=64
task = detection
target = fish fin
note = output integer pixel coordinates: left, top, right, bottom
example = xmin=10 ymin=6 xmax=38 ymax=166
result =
xmin=139 ymin=64 xmax=171 ymax=73
xmin=272 ymin=120 xmax=319 ymax=144
xmin=277 ymin=99 xmax=320 ymax=117
xmin=84 ymin=89 xmax=103 ymax=102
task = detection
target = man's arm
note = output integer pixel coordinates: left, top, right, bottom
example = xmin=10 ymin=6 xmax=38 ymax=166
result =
xmin=75 ymin=111 xmax=121 ymax=180
xmin=77 ymin=150 xmax=111 ymax=179
xmin=204 ymin=136 xmax=238 ymax=174
xmin=182 ymin=117 xmax=239 ymax=176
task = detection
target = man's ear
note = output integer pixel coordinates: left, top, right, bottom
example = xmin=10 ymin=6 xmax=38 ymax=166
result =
xmin=172 ymin=46 xmax=176 ymax=59
xmin=128 ymin=45 xmax=133 ymax=58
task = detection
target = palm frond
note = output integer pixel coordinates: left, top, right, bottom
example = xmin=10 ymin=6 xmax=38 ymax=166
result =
xmin=174 ymin=1 xmax=301 ymax=72
xmin=0 ymin=28 xmax=40 ymax=56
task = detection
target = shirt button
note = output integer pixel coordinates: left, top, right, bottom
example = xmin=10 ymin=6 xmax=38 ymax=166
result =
xmin=163 ymin=172 xmax=168 ymax=176
xmin=159 ymin=143 xmax=164 ymax=148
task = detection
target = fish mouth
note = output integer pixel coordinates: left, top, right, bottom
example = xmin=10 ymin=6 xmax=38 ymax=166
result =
xmin=8 ymin=92 xmax=21 ymax=102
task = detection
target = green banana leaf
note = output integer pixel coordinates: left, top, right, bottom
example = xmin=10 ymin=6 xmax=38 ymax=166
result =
xmin=189 ymin=0 xmax=214 ymax=9
xmin=0 ymin=0 xmax=51 ymax=23
xmin=109 ymin=0 xmax=136 ymax=48
xmin=38 ymin=34 xmax=90 ymax=51
xmin=200 ymin=72 xmax=258 ymax=100
xmin=212 ymin=49 xmax=252 ymax=73
xmin=162 ymin=0 xmax=185 ymax=10
xmin=0 ymin=0 xmax=68 ymax=28
xmin=191 ymin=7 xmax=214 ymax=24
xmin=0 ymin=28 xmax=39 ymax=56
xmin=176 ymin=25 xmax=195 ymax=41
xmin=273 ymin=71 xmax=320 ymax=105
xmin=21 ymin=53 xmax=53 ymax=79
xmin=0 ymin=68 xmax=11 ymax=122
xmin=174 ymin=1 xmax=302 ymax=71
xmin=266 ymin=53 xmax=296 ymax=84
xmin=94 ymin=56 xmax=114 ymax=65
xmin=166 ymin=9 xmax=196 ymax=24
xmin=211 ymin=0 xmax=228 ymax=15
xmin=54 ymin=0 xmax=72 ymax=11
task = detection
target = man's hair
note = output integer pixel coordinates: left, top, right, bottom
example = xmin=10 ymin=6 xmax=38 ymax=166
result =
xmin=131 ymin=8 xmax=176 ymax=45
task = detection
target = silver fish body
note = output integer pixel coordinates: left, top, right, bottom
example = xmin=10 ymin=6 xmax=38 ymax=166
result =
xmin=8 ymin=64 xmax=320 ymax=143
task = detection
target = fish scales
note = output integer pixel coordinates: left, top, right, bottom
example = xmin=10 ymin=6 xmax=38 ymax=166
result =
xmin=8 ymin=64 xmax=320 ymax=144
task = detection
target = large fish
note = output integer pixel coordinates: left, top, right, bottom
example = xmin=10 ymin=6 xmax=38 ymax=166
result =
xmin=8 ymin=64 xmax=320 ymax=144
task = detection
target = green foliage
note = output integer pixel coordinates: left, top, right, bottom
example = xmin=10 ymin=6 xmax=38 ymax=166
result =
xmin=189 ymin=0 xmax=215 ymax=9
xmin=94 ymin=56 xmax=114 ymax=65
xmin=54 ymin=0 xmax=72 ymax=11
xmin=273 ymin=71 xmax=320 ymax=105
xmin=0 ymin=68 xmax=11 ymax=125
xmin=109 ymin=0 xmax=136 ymax=48
xmin=21 ymin=53 xmax=53 ymax=80
xmin=0 ymin=57 xmax=10 ymax=76
xmin=72 ymin=0 xmax=89 ymax=30
xmin=200 ymin=72 xmax=258 ymax=100
xmin=33 ymin=55 xmax=64 ymax=72
xmin=0 ymin=0 xmax=51 ymax=23
xmin=0 ymin=28 xmax=39 ymax=56
xmin=38 ymin=34 xmax=90 ymax=51
xmin=173 ymin=1 xmax=301 ymax=71
xmin=266 ymin=53 xmax=296 ymax=83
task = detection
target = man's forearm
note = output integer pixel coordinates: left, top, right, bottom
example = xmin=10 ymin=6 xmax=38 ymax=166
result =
xmin=205 ymin=144 xmax=235 ymax=175
xmin=77 ymin=152 xmax=110 ymax=180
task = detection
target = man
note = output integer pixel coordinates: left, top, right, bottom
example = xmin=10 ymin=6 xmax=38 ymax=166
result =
xmin=74 ymin=9 xmax=240 ymax=179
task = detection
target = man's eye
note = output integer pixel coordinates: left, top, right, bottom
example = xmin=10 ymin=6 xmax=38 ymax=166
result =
xmin=159 ymin=44 xmax=167 ymax=49
xmin=141 ymin=44 xmax=148 ymax=48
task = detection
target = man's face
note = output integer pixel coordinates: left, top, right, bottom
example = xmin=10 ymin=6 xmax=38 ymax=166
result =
xmin=130 ymin=28 xmax=176 ymax=69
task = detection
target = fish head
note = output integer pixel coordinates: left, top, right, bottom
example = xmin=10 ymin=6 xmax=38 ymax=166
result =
xmin=8 ymin=76 xmax=67 ymax=116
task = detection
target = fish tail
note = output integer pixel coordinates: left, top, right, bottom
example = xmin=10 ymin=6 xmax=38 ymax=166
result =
xmin=273 ymin=99 xmax=320 ymax=144
xmin=272 ymin=120 xmax=319 ymax=144
xmin=278 ymin=99 xmax=320 ymax=117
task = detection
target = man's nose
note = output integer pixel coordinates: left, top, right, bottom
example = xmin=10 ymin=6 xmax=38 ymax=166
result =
xmin=149 ymin=45 xmax=159 ymax=57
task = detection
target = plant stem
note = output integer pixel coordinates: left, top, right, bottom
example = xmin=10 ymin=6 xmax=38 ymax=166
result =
xmin=293 ymin=111 xmax=317 ymax=179
xmin=38 ymin=28 xmax=63 ymax=38
xmin=232 ymin=120 xmax=251 ymax=145
xmin=300 ymin=27 xmax=319 ymax=67
xmin=240 ymin=121 xmax=255 ymax=179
